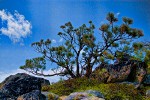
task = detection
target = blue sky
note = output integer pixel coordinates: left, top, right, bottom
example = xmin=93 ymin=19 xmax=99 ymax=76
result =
xmin=0 ymin=0 xmax=150 ymax=82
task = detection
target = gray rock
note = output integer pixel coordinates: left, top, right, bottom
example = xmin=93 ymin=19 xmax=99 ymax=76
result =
xmin=65 ymin=90 xmax=105 ymax=100
xmin=91 ymin=59 xmax=147 ymax=84
xmin=0 ymin=73 xmax=50 ymax=99
xmin=0 ymin=90 xmax=12 ymax=100
xmin=42 ymin=92 xmax=59 ymax=100
xmin=17 ymin=90 xmax=46 ymax=100
xmin=85 ymin=90 xmax=104 ymax=98
xmin=65 ymin=92 xmax=89 ymax=100
xmin=41 ymin=79 xmax=50 ymax=86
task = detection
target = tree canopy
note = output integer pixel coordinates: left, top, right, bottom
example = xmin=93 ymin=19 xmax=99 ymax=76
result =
xmin=20 ymin=13 xmax=144 ymax=78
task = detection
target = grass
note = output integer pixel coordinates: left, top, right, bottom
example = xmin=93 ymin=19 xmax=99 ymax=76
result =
xmin=42 ymin=77 xmax=150 ymax=100
xmin=0 ymin=83 xmax=3 ymax=89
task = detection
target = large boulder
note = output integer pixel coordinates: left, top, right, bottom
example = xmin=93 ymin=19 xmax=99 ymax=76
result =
xmin=107 ymin=64 xmax=132 ymax=83
xmin=0 ymin=73 xmax=50 ymax=99
xmin=91 ymin=58 xmax=147 ymax=84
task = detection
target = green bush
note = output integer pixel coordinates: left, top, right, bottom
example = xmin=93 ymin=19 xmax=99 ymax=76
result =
xmin=48 ymin=77 xmax=147 ymax=99
xmin=41 ymin=85 xmax=50 ymax=91
xmin=47 ymin=93 xmax=55 ymax=100
xmin=48 ymin=77 xmax=99 ymax=96
xmin=47 ymin=93 xmax=61 ymax=100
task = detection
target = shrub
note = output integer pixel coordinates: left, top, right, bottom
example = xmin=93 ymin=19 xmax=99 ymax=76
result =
xmin=41 ymin=85 xmax=50 ymax=91
xmin=47 ymin=93 xmax=60 ymax=100
xmin=48 ymin=77 xmax=145 ymax=100
xmin=47 ymin=93 xmax=55 ymax=100
xmin=48 ymin=77 xmax=99 ymax=96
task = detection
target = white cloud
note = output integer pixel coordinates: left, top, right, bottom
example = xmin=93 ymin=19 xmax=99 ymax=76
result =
xmin=0 ymin=69 xmax=60 ymax=83
xmin=52 ymin=39 xmax=57 ymax=43
xmin=116 ymin=12 xmax=120 ymax=17
xmin=0 ymin=9 xmax=32 ymax=43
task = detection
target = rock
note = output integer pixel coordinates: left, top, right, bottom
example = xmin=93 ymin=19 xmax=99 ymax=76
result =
xmin=107 ymin=65 xmax=131 ymax=83
xmin=90 ymin=66 xmax=109 ymax=83
xmin=146 ymin=90 xmax=150 ymax=97
xmin=136 ymin=68 xmax=146 ymax=83
xmin=120 ymin=81 xmax=141 ymax=89
xmin=0 ymin=90 xmax=13 ymax=100
xmin=17 ymin=90 xmax=46 ymax=100
xmin=42 ymin=92 xmax=59 ymax=100
xmin=59 ymin=96 xmax=67 ymax=100
xmin=41 ymin=92 xmax=50 ymax=100
xmin=91 ymin=58 xmax=147 ymax=84
xmin=0 ymin=73 xmax=50 ymax=99
xmin=65 ymin=92 xmax=89 ymax=100
xmin=41 ymin=79 xmax=50 ymax=86
xmin=143 ymin=74 xmax=150 ymax=85
xmin=65 ymin=90 xmax=105 ymax=100
xmin=85 ymin=90 xmax=104 ymax=99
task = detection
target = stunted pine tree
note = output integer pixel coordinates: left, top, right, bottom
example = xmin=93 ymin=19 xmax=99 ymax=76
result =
xmin=20 ymin=13 xmax=144 ymax=78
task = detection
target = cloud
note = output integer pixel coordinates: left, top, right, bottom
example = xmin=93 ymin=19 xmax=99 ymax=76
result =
xmin=0 ymin=9 xmax=32 ymax=43
xmin=52 ymin=39 xmax=57 ymax=43
xmin=0 ymin=69 xmax=60 ymax=83
xmin=116 ymin=12 xmax=120 ymax=17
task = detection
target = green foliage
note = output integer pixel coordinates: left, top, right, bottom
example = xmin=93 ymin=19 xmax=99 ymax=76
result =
xmin=0 ymin=83 xmax=3 ymax=89
xmin=47 ymin=93 xmax=61 ymax=100
xmin=47 ymin=93 xmax=55 ymax=100
xmin=45 ymin=78 xmax=146 ymax=100
xmin=41 ymin=85 xmax=50 ymax=91
xmin=20 ymin=57 xmax=46 ymax=73
xmin=99 ymin=68 xmax=107 ymax=74
xmin=47 ymin=77 xmax=99 ymax=96
xmin=20 ymin=12 xmax=144 ymax=78
xmin=131 ymin=42 xmax=150 ymax=74
xmin=145 ymin=50 xmax=150 ymax=64
xmin=122 ymin=17 xmax=133 ymax=25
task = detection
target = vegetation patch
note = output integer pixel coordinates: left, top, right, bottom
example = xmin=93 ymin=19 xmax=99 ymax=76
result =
xmin=0 ymin=83 xmax=3 ymax=89
xmin=42 ymin=77 xmax=150 ymax=100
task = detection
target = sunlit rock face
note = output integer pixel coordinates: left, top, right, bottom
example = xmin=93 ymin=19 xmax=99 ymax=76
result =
xmin=91 ymin=54 xmax=147 ymax=85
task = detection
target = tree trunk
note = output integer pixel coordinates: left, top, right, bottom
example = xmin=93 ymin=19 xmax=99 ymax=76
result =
xmin=85 ymin=65 xmax=92 ymax=78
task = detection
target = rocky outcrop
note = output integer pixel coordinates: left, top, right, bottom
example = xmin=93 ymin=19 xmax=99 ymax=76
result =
xmin=0 ymin=73 xmax=50 ymax=100
xmin=91 ymin=56 xmax=147 ymax=85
